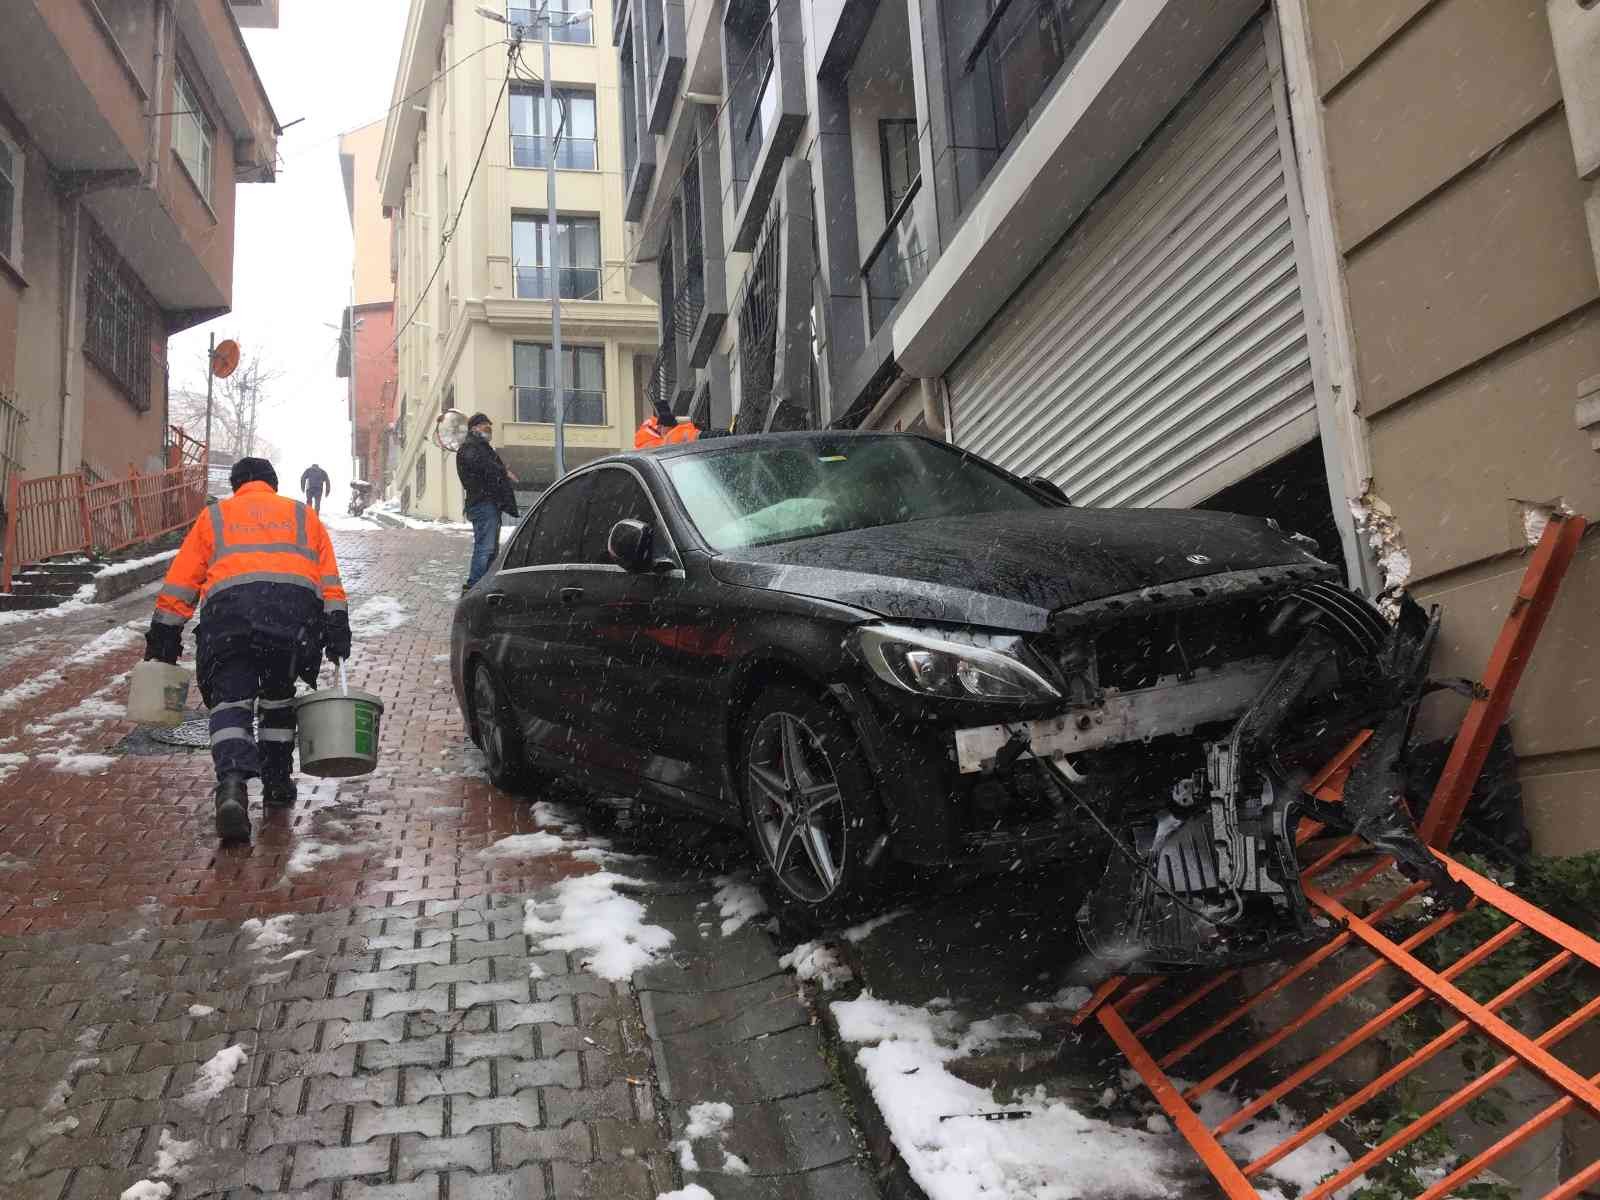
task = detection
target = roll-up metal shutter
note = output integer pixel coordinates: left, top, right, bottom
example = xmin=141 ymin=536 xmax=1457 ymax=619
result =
xmin=948 ymin=24 xmax=1316 ymax=509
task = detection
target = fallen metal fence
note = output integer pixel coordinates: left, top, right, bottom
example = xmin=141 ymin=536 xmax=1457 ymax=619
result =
xmin=1072 ymin=512 xmax=1597 ymax=1200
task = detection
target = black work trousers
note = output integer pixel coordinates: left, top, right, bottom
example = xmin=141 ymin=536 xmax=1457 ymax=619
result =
xmin=201 ymin=631 xmax=301 ymax=781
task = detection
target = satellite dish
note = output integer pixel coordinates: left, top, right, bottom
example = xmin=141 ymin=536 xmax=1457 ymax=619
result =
xmin=211 ymin=339 xmax=240 ymax=379
xmin=435 ymin=410 xmax=470 ymax=452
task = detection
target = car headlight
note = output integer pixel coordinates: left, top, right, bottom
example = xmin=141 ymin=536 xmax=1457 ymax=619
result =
xmin=854 ymin=624 xmax=1060 ymax=703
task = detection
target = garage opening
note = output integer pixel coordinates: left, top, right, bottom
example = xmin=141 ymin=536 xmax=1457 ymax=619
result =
xmin=1196 ymin=440 xmax=1343 ymax=580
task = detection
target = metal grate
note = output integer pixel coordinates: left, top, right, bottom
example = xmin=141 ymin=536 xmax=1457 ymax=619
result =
xmin=150 ymin=716 xmax=212 ymax=748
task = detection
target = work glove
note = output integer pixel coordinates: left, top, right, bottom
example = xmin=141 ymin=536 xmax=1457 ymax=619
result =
xmin=323 ymin=609 xmax=352 ymax=664
xmin=144 ymin=621 xmax=181 ymax=665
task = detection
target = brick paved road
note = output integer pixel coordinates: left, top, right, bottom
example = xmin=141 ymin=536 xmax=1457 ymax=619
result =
xmin=0 ymin=526 xmax=874 ymax=1200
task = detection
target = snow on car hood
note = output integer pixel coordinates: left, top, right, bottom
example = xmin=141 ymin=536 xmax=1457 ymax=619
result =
xmin=709 ymin=506 xmax=1331 ymax=632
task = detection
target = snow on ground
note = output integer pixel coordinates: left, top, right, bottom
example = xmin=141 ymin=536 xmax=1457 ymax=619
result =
xmin=119 ymin=1182 xmax=172 ymax=1200
xmin=778 ymin=942 xmax=854 ymax=991
xmin=711 ymin=875 xmax=767 ymax=936
xmin=185 ymin=1044 xmax=248 ymax=1104
xmin=351 ymin=594 xmax=409 ymax=637
xmin=0 ymin=582 xmax=96 ymax=629
xmin=34 ymin=751 xmax=117 ymax=775
xmin=0 ymin=753 xmax=28 ymax=784
xmin=95 ymin=549 xmax=179 ymax=578
xmin=830 ymin=991 xmax=1357 ymax=1200
xmin=833 ymin=992 xmax=1186 ymax=1200
xmin=481 ymin=832 xmax=578 ymax=859
xmin=841 ymin=908 xmax=911 ymax=942
xmin=154 ymin=1128 xmax=198 ymax=1175
xmin=672 ymin=1100 xmax=749 ymax=1177
xmin=655 ymin=1187 xmax=716 ymax=1200
xmin=523 ymin=871 xmax=675 ymax=981
xmin=77 ymin=623 xmax=146 ymax=660
xmin=0 ymin=669 xmax=66 ymax=713
xmin=187 ymin=1005 xmax=216 ymax=1017
xmin=324 ymin=514 xmax=383 ymax=531
xmin=239 ymin=915 xmax=296 ymax=952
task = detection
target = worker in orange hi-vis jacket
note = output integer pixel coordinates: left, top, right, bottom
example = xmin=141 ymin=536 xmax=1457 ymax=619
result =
xmin=634 ymin=396 xmax=703 ymax=449
xmin=143 ymin=457 xmax=352 ymax=844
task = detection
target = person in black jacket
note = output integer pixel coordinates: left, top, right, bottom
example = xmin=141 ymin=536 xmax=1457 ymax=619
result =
xmin=457 ymin=413 xmax=519 ymax=588
xmin=299 ymin=463 xmax=331 ymax=513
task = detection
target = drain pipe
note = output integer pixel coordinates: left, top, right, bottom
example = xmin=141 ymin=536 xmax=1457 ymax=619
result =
xmin=147 ymin=0 xmax=169 ymax=192
xmin=56 ymin=199 xmax=82 ymax=474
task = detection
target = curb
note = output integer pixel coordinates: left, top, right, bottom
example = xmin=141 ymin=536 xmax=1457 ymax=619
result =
xmin=366 ymin=509 xmax=408 ymax=530
xmin=93 ymin=554 xmax=178 ymax=603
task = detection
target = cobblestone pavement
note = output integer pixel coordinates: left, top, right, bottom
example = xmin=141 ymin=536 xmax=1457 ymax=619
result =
xmin=0 ymin=526 xmax=874 ymax=1200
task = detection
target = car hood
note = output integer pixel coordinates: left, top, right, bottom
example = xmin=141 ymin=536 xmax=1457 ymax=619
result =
xmin=708 ymin=507 xmax=1330 ymax=631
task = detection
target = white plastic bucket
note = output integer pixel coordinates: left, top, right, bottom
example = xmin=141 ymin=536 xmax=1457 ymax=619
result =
xmin=126 ymin=660 xmax=191 ymax=727
xmin=295 ymin=663 xmax=384 ymax=778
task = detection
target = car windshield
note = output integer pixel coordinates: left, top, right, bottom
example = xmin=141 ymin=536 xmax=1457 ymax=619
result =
xmin=663 ymin=436 xmax=1048 ymax=552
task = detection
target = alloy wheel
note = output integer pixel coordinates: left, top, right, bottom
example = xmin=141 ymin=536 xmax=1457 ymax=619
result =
xmin=746 ymin=711 xmax=848 ymax=904
xmin=473 ymin=667 xmax=507 ymax=777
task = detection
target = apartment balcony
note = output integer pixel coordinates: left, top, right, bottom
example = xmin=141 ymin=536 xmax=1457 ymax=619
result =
xmin=640 ymin=0 xmax=686 ymax=135
xmin=619 ymin=17 xmax=656 ymax=222
xmin=514 ymin=386 xmax=606 ymax=426
xmin=724 ymin=1 xmax=807 ymax=253
xmin=672 ymin=124 xmax=727 ymax=367
xmin=513 ymin=266 xmax=604 ymax=302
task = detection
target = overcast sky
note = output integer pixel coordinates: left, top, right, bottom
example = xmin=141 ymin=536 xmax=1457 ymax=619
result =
xmin=171 ymin=2 xmax=411 ymax=506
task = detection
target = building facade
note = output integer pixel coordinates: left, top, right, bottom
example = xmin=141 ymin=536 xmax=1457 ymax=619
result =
xmin=616 ymin=0 xmax=1600 ymax=857
xmin=337 ymin=119 xmax=399 ymax=494
xmin=0 ymin=0 xmax=279 ymax=498
xmin=380 ymin=0 xmax=659 ymax=521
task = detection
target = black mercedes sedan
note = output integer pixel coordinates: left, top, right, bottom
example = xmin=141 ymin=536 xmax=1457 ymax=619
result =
xmin=452 ymin=432 xmax=1454 ymax=966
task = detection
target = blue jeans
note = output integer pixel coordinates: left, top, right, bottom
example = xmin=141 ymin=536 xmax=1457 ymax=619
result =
xmin=466 ymin=501 xmax=502 ymax=587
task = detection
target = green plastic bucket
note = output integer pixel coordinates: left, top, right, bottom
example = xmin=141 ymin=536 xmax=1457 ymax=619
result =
xmin=295 ymin=671 xmax=384 ymax=778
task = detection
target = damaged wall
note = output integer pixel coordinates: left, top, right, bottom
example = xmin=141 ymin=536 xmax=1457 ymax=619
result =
xmin=1303 ymin=0 xmax=1600 ymax=857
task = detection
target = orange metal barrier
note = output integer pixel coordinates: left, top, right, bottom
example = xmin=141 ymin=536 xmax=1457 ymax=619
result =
xmin=1073 ymin=513 xmax=1596 ymax=1199
xmin=1 ymin=426 xmax=206 ymax=592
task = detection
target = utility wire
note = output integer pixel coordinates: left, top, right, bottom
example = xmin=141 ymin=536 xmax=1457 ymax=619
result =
xmin=391 ymin=41 xmax=519 ymax=352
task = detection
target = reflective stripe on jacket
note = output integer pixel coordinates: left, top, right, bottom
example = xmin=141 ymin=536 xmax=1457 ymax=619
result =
xmin=154 ymin=481 xmax=347 ymax=628
xmin=634 ymin=417 xmax=700 ymax=449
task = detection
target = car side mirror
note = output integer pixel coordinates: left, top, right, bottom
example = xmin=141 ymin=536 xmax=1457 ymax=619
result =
xmin=1029 ymin=476 xmax=1072 ymax=506
xmin=608 ymin=518 xmax=654 ymax=571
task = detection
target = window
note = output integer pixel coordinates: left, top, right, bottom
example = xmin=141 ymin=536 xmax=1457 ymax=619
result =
xmin=580 ymin=468 xmax=657 ymax=563
xmin=510 ymin=87 xmax=597 ymax=170
xmin=512 ymin=214 xmax=601 ymax=300
xmin=0 ymin=131 xmax=21 ymax=266
xmin=969 ymin=0 xmax=1109 ymax=152
xmin=416 ymin=454 xmax=427 ymax=497
xmin=173 ymin=68 xmax=215 ymax=204
xmin=744 ymin=33 xmax=777 ymax=155
xmin=519 ymin=473 xmax=592 ymax=567
xmin=879 ymin=119 xmax=919 ymax=218
xmin=514 ymin=342 xmax=605 ymax=425
xmin=84 ymin=234 xmax=155 ymax=409
xmin=508 ymin=0 xmax=593 ymax=44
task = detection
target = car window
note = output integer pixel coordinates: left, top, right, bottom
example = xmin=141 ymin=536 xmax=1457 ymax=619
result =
xmin=501 ymin=514 xmax=540 ymax=570
xmin=664 ymin=436 xmax=1046 ymax=552
xmin=522 ymin=473 xmax=592 ymax=567
xmin=579 ymin=468 xmax=657 ymax=564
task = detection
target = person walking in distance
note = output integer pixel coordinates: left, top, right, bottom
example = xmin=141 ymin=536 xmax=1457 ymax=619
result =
xmin=143 ymin=457 xmax=352 ymax=843
xmin=299 ymin=462 xmax=331 ymax=514
xmin=456 ymin=413 xmax=519 ymax=589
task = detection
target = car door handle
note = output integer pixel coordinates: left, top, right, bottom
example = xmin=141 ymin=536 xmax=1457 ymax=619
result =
xmin=485 ymin=592 xmax=509 ymax=607
xmin=560 ymin=587 xmax=584 ymax=605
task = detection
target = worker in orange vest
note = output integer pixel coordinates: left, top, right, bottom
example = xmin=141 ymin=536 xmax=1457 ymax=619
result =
xmin=635 ymin=397 xmax=702 ymax=449
xmin=143 ymin=457 xmax=352 ymax=843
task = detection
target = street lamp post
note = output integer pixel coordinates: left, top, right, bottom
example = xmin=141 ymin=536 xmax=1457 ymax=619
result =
xmin=478 ymin=3 xmax=593 ymax=484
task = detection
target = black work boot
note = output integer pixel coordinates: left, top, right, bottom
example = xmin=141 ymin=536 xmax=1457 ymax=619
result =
xmin=214 ymin=773 xmax=251 ymax=843
xmin=262 ymin=771 xmax=296 ymax=808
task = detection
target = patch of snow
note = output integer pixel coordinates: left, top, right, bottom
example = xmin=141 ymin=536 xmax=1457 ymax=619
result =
xmin=723 ymin=1153 xmax=749 ymax=1175
xmin=1022 ymin=985 xmax=1094 ymax=1016
xmin=187 ymin=1005 xmax=217 ymax=1018
xmin=0 ymin=669 xmax=65 ymax=713
xmin=684 ymin=1101 xmax=734 ymax=1140
xmin=185 ymin=1045 xmax=248 ymax=1103
xmin=955 ymin=1013 xmax=1041 ymax=1056
xmin=96 ymin=549 xmax=180 ymax=579
xmin=530 ymin=799 xmax=588 ymax=831
xmin=286 ymin=839 xmax=371 ymax=876
xmin=1517 ymin=498 xmax=1573 ymax=547
xmin=0 ymin=753 xmax=28 ymax=784
xmin=119 ymin=1182 xmax=172 ymax=1200
xmin=36 ymin=751 xmax=117 ymax=775
xmin=1348 ymin=491 xmax=1410 ymax=618
xmin=1192 ymin=1089 xmax=1359 ymax=1198
xmin=711 ymin=876 xmax=767 ymax=936
xmin=522 ymin=871 xmax=674 ymax=982
xmin=0 ymin=582 xmax=97 ymax=629
xmin=55 ymin=698 xmax=127 ymax=721
xmin=656 ymin=1186 xmax=717 ymax=1200
xmin=350 ymin=594 xmax=409 ymax=637
xmin=239 ymin=915 xmax=296 ymax=951
xmin=841 ymin=908 xmax=911 ymax=943
xmin=154 ymin=1128 xmax=198 ymax=1176
xmin=481 ymin=832 xmax=573 ymax=859
xmin=778 ymin=942 xmax=854 ymax=992
xmin=676 ymin=1139 xmax=700 ymax=1171
xmin=42 ymin=1115 xmax=80 ymax=1135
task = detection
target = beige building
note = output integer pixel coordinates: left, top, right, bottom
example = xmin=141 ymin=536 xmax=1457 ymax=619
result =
xmin=380 ymin=0 xmax=658 ymax=520
xmin=335 ymin=120 xmax=398 ymax=492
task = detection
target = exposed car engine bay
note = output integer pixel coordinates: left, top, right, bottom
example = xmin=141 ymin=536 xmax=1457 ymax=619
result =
xmin=954 ymin=577 xmax=1468 ymax=975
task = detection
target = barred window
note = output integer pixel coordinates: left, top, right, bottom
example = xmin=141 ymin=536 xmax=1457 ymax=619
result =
xmin=84 ymin=234 xmax=154 ymax=410
xmin=0 ymin=131 xmax=21 ymax=265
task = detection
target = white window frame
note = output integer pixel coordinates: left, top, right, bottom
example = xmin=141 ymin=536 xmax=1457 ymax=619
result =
xmin=173 ymin=67 xmax=215 ymax=205
xmin=0 ymin=128 xmax=22 ymax=269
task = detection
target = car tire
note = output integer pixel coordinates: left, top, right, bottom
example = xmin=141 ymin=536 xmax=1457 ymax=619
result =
xmin=738 ymin=685 xmax=886 ymax=924
xmin=470 ymin=662 xmax=535 ymax=793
